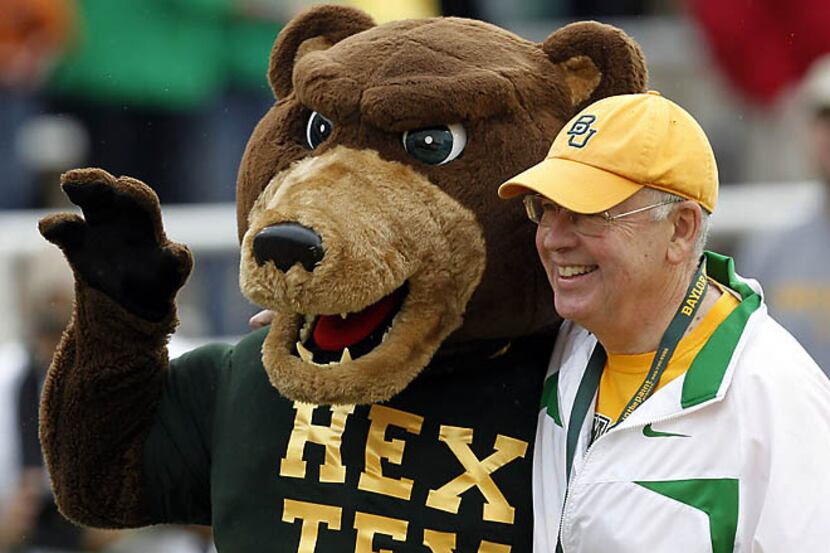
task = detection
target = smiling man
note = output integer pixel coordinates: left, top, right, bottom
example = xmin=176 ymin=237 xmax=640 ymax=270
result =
xmin=499 ymin=92 xmax=830 ymax=552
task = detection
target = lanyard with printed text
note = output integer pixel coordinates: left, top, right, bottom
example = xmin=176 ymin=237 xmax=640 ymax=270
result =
xmin=556 ymin=260 xmax=708 ymax=553
xmin=564 ymin=259 xmax=708 ymax=483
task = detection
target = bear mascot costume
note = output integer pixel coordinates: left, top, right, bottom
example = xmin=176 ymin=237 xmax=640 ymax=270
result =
xmin=38 ymin=5 xmax=647 ymax=551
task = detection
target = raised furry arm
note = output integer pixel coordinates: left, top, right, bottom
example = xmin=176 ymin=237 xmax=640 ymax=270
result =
xmin=38 ymin=169 xmax=192 ymax=527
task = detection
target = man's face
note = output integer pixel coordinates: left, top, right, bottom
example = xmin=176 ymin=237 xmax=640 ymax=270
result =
xmin=534 ymin=190 xmax=674 ymax=329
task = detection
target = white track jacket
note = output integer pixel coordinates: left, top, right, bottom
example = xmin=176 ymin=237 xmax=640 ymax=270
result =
xmin=534 ymin=252 xmax=830 ymax=552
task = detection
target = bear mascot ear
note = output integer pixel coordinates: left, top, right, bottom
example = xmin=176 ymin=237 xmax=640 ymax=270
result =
xmin=236 ymin=5 xmax=375 ymax=240
xmin=268 ymin=5 xmax=376 ymax=99
xmin=544 ymin=21 xmax=648 ymax=113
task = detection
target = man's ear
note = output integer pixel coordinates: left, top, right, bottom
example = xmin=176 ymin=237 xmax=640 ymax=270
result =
xmin=268 ymin=5 xmax=375 ymax=99
xmin=667 ymin=201 xmax=703 ymax=265
xmin=542 ymin=22 xmax=648 ymax=113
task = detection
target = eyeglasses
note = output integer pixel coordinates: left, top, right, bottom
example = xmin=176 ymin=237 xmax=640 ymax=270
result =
xmin=523 ymin=194 xmax=683 ymax=237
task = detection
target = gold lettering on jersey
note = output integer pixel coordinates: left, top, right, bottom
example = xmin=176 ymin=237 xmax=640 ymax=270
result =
xmin=681 ymin=273 xmax=707 ymax=316
xmin=423 ymin=529 xmax=456 ymax=552
xmin=358 ymin=405 xmax=424 ymax=500
xmin=282 ymin=498 xmax=342 ymax=553
xmin=280 ymin=402 xmax=355 ymax=483
xmin=478 ymin=541 xmax=511 ymax=552
xmin=354 ymin=512 xmax=408 ymax=553
xmin=426 ymin=426 xmax=528 ymax=524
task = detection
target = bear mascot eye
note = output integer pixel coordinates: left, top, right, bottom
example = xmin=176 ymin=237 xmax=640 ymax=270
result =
xmin=306 ymin=111 xmax=334 ymax=149
xmin=402 ymin=123 xmax=467 ymax=165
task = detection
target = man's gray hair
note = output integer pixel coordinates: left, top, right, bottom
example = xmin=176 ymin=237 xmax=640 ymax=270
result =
xmin=643 ymin=188 xmax=710 ymax=259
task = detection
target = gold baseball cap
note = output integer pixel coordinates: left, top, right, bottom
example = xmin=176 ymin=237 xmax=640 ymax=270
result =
xmin=498 ymin=91 xmax=718 ymax=213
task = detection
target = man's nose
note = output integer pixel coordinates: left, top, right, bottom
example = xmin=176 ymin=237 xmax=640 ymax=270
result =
xmin=538 ymin=210 xmax=579 ymax=249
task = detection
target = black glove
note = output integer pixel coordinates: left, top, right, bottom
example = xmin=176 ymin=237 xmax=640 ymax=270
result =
xmin=39 ymin=168 xmax=193 ymax=322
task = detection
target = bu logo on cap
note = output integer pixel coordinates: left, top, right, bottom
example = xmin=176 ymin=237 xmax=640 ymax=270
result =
xmin=567 ymin=114 xmax=597 ymax=148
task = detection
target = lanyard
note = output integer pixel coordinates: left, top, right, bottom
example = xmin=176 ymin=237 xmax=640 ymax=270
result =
xmin=556 ymin=261 xmax=708 ymax=553
xmin=564 ymin=259 xmax=708 ymax=484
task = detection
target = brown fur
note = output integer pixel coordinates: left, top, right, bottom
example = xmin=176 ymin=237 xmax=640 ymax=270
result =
xmin=241 ymin=147 xmax=485 ymax=404
xmin=268 ymin=5 xmax=375 ymax=100
xmin=38 ymin=5 xmax=648 ymax=525
xmin=543 ymin=21 xmax=648 ymax=113
xmin=235 ymin=6 xmax=648 ymax=401
xmin=38 ymin=169 xmax=192 ymax=526
xmin=39 ymin=287 xmax=173 ymax=527
xmin=559 ymin=55 xmax=602 ymax=107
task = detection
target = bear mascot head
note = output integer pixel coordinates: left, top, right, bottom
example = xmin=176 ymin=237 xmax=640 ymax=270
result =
xmin=235 ymin=5 xmax=647 ymax=404
xmin=37 ymin=5 xmax=647 ymax=548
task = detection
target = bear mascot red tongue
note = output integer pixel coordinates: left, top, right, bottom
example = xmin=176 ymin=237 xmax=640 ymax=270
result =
xmin=38 ymin=5 xmax=646 ymax=550
xmin=312 ymin=289 xmax=404 ymax=352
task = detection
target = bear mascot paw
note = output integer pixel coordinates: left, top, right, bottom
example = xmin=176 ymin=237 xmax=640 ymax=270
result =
xmin=38 ymin=5 xmax=646 ymax=550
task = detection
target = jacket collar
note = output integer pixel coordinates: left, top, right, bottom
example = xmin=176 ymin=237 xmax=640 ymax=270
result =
xmin=553 ymin=252 xmax=766 ymax=430
xmin=615 ymin=251 xmax=765 ymax=427
xmin=679 ymin=251 xmax=763 ymax=408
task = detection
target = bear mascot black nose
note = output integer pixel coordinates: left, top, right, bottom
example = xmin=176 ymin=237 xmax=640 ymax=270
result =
xmin=253 ymin=223 xmax=324 ymax=272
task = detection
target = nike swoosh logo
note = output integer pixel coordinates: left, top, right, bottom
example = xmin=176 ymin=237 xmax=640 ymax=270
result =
xmin=643 ymin=423 xmax=690 ymax=438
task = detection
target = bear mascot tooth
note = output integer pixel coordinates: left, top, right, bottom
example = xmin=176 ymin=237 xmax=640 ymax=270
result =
xmin=38 ymin=5 xmax=647 ymax=550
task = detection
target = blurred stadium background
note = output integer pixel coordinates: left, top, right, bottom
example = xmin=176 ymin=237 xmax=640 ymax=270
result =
xmin=2 ymin=0 xmax=829 ymax=551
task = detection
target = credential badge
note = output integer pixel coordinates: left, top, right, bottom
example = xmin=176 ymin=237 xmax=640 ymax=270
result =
xmin=567 ymin=114 xmax=598 ymax=148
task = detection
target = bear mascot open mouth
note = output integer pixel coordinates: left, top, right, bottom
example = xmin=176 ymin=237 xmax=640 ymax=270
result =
xmin=36 ymin=5 xmax=647 ymax=549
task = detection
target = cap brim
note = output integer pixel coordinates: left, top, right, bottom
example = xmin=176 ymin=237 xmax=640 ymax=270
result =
xmin=498 ymin=158 xmax=643 ymax=214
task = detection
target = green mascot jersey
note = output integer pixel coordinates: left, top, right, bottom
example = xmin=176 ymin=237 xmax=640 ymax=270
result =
xmin=142 ymin=328 xmax=551 ymax=552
